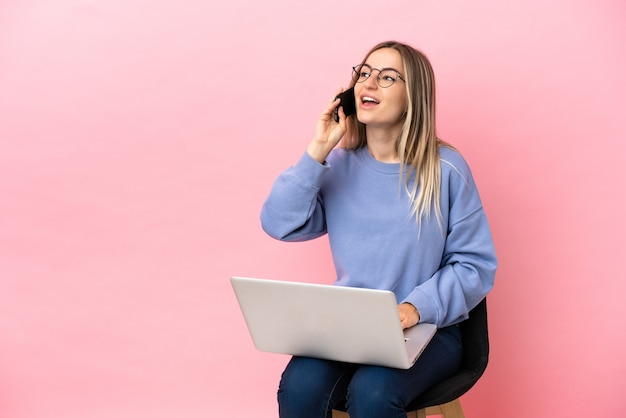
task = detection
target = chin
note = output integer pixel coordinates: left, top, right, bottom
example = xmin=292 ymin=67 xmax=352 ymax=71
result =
xmin=355 ymin=112 xmax=373 ymax=125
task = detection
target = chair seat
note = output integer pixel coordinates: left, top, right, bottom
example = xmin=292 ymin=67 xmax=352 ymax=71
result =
xmin=406 ymin=366 xmax=484 ymax=410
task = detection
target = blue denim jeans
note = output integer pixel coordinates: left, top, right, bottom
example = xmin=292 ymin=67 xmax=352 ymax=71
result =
xmin=277 ymin=325 xmax=462 ymax=418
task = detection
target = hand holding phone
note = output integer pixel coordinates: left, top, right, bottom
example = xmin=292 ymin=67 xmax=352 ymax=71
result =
xmin=333 ymin=87 xmax=356 ymax=122
xmin=308 ymin=88 xmax=353 ymax=164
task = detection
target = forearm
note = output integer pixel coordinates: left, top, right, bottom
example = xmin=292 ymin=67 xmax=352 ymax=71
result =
xmin=402 ymin=210 xmax=497 ymax=327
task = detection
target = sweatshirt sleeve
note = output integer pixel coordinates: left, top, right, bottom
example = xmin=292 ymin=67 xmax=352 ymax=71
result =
xmin=260 ymin=152 xmax=329 ymax=242
xmin=402 ymin=153 xmax=497 ymax=327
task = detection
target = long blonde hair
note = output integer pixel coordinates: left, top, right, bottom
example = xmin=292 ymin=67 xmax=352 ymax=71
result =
xmin=343 ymin=41 xmax=452 ymax=227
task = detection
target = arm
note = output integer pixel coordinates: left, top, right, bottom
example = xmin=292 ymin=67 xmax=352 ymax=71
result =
xmin=260 ymin=153 xmax=329 ymax=241
xmin=402 ymin=155 xmax=497 ymax=327
xmin=260 ymin=90 xmax=348 ymax=241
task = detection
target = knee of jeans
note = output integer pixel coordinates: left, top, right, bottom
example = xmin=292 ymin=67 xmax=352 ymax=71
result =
xmin=277 ymin=381 xmax=308 ymax=413
xmin=278 ymin=375 xmax=337 ymax=418
xmin=278 ymin=371 xmax=325 ymax=407
xmin=346 ymin=377 xmax=401 ymax=412
xmin=277 ymin=376 xmax=304 ymax=403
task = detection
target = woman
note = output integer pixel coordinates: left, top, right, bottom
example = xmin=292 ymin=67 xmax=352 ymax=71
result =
xmin=260 ymin=40 xmax=497 ymax=418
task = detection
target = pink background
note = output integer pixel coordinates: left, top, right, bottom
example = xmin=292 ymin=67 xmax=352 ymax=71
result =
xmin=1 ymin=1 xmax=625 ymax=417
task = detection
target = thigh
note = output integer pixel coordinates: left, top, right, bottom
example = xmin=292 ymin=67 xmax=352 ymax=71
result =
xmin=278 ymin=356 xmax=357 ymax=418
xmin=346 ymin=325 xmax=463 ymax=418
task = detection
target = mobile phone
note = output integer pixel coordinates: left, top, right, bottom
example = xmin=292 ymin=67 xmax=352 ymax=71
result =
xmin=333 ymin=87 xmax=356 ymax=122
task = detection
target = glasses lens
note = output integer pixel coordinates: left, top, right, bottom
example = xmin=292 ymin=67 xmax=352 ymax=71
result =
xmin=378 ymin=69 xmax=398 ymax=88
xmin=353 ymin=64 xmax=370 ymax=83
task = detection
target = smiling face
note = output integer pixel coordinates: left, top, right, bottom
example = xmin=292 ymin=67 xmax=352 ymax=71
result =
xmin=354 ymin=48 xmax=408 ymax=135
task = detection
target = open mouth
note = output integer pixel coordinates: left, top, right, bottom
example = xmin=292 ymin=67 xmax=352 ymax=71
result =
xmin=361 ymin=96 xmax=380 ymax=105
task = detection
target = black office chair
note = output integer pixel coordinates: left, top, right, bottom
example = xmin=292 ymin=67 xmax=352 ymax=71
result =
xmin=332 ymin=298 xmax=489 ymax=418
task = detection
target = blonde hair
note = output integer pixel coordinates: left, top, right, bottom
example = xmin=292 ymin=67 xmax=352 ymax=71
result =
xmin=343 ymin=41 xmax=452 ymax=227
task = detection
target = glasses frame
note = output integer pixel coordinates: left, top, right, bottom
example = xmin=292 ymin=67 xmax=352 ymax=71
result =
xmin=352 ymin=63 xmax=406 ymax=88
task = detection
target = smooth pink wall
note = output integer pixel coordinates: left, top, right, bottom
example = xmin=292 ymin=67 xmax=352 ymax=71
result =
xmin=1 ymin=1 xmax=625 ymax=417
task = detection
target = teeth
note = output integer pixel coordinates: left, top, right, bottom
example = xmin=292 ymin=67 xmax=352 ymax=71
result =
xmin=363 ymin=97 xmax=379 ymax=103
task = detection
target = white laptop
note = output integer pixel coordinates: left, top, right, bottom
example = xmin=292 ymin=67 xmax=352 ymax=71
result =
xmin=230 ymin=276 xmax=437 ymax=369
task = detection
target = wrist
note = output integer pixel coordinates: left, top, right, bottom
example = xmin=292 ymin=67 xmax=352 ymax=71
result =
xmin=306 ymin=142 xmax=330 ymax=164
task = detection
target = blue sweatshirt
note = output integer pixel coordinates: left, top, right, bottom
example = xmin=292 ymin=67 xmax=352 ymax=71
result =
xmin=261 ymin=146 xmax=497 ymax=327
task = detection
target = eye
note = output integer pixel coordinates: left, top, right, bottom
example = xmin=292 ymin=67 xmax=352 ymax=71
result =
xmin=357 ymin=64 xmax=373 ymax=78
xmin=380 ymin=71 xmax=397 ymax=82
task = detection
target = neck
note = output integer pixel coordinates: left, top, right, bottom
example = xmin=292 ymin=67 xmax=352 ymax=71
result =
xmin=366 ymin=127 xmax=400 ymax=163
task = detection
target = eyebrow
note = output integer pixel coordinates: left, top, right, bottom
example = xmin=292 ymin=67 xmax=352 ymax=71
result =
xmin=363 ymin=63 xmax=402 ymax=73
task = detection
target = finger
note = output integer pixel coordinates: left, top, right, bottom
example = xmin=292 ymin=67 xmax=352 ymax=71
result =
xmin=322 ymin=99 xmax=341 ymax=122
xmin=326 ymin=96 xmax=341 ymax=111
xmin=332 ymin=105 xmax=345 ymax=124
xmin=325 ymin=88 xmax=345 ymax=111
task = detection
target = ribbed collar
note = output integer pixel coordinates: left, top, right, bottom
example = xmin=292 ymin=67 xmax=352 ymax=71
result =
xmin=356 ymin=146 xmax=409 ymax=174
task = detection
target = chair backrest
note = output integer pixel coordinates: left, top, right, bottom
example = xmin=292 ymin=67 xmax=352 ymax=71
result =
xmin=459 ymin=297 xmax=489 ymax=377
xmin=406 ymin=298 xmax=489 ymax=410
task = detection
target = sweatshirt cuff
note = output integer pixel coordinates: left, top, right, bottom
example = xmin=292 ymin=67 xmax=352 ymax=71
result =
xmin=294 ymin=151 xmax=330 ymax=187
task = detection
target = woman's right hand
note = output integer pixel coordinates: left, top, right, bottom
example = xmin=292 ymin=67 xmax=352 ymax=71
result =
xmin=306 ymin=89 xmax=348 ymax=164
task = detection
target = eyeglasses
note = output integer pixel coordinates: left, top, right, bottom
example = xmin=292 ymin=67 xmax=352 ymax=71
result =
xmin=352 ymin=63 xmax=405 ymax=88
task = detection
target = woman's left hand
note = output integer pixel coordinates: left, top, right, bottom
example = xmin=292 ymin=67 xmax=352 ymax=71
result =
xmin=398 ymin=303 xmax=420 ymax=329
